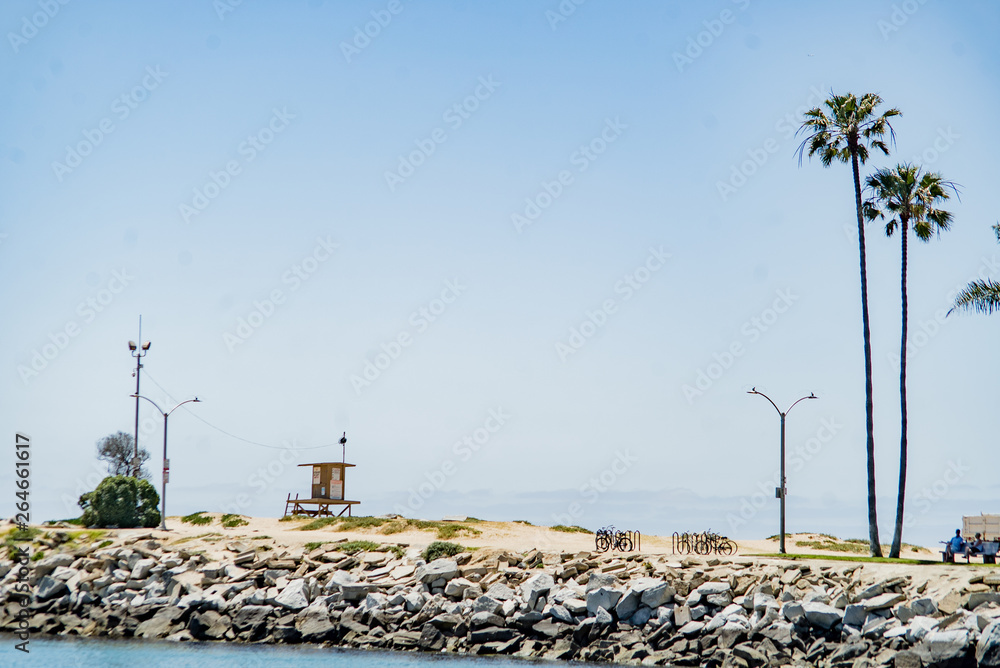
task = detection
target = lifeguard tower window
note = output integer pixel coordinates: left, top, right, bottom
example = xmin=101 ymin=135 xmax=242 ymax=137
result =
xmin=311 ymin=464 xmax=345 ymax=500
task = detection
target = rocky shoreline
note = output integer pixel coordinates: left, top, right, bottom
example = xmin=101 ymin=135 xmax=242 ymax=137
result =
xmin=4 ymin=531 xmax=1000 ymax=667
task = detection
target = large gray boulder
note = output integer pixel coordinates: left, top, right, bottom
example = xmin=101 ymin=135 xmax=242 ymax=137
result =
xmin=232 ymin=605 xmax=273 ymax=635
xmin=967 ymin=592 xmax=1000 ymax=610
xmin=696 ymin=581 xmax=732 ymax=596
xmin=135 ymin=607 xmax=185 ymax=639
xmin=484 ymin=582 xmax=515 ymax=601
xmin=296 ymin=607 xmax=335 ymax=642
xmin=35 ymin=576 xmax=69 ymax=601
xmin=977 ymin=619 xmax=1000 ymax=666
xmin=917 ymin=628 xmax=973 ymax=667
xmin=801 ymin=601 xmax=843 ymax=629
xmin=638 ymin=581 xmax=675 ymax=608
xmin=274 ymin=579 xmax=310 ymax=610
xmin=415 ymin=559 xmax=459 ymax=584
xmin=615 ymin=588 xmax=641 ymax=621
xmin=33 ymin=554 xmax=74 ymax=578
xmin=781 ymin=601 xmax=805 ymax=623
xmin=587 ymin=587 xmax=622 ymax=616
xmin=843 ymin=603 xmax=867 ymax=627
xmin=861 ymin=592 xmax=905 ymax=611
xmin=188 ymin=610 xmax=229 ymax=640
xmin=444 ymin=577 xmax=473 ymax=599
xmin=585 ymin=572 xmax=618 ymax=593
xmin=130 ymin=558 xmax=156 ymax=580
xmin=519 ymin=573 xmax=554 ymax=609
xmin=473 ymin=595 xmax=503 ymax=615
xmin=549 ymin=604 xmax=574 ymax=624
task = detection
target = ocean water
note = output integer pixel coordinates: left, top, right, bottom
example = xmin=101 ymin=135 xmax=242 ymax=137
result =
xmin=0 ymin=635 xmax=562 ymax=667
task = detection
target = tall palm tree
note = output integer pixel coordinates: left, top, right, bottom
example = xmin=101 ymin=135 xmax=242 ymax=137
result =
xmin=797 ymin=92 xmax=900 ymax=557
xmin=951 ymin=223 xmax=1000 ymax=315
xmin=863 ymin=164 xmax=958 ymax=558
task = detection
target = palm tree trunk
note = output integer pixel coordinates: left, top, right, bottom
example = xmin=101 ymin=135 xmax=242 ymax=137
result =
xmin=890 ymin=223 xmax=909 ymax=558
xmin=851 ymin=150 xmax=882 ymax=557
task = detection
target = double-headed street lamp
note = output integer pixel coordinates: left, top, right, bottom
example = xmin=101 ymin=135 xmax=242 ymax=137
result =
xmin=748 ymin=388 xmax=817 ymax=554
xmin=128 ymin=336 xmax=151 ymax=478
xmin=131 ymin=394 xmax=201 ymax=531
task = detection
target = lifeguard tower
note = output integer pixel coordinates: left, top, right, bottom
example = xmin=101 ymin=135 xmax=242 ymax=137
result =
xmin=283 ymin=433 xmax=361 ymax=518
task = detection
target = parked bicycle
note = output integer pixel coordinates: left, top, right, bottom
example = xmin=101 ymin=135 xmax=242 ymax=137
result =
xmin=595 ymin=526 xmax=640 ymax=552
xmin=671 ymin=530 xmax=737 ymax=556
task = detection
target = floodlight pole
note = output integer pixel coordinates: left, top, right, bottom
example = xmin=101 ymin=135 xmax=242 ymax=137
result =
xmin=132 ymin=394 xmax=201 ymax=531
xmin=128 ymin=316 xmax=151 ymax=478
xmin=748 ymin=388 xmax=817 ymax=554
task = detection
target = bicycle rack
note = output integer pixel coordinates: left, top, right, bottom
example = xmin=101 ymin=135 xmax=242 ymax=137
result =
xmin=595 ymin=526 xmax=641 ymax=552
xmin=671 ymin=531 xmax=737 ymax=556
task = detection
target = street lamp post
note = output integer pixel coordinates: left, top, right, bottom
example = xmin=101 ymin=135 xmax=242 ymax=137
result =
xmin=747 ymin=388 xmax=817 ymax=554
xmin=128 ymin=318 xmax=151 ymax=478
xmin=131 ymin=394 xmax=201 ymax=531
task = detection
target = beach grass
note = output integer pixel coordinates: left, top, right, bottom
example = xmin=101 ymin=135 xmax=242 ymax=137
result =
xmin=746 ymin=552 xmax=974 ymax=566
xmin=295 ymin=515 xmax=482 ymax=540
xmin=180 ymin=511 xmax=213 ymax=526
xmin=551 ymin=525 xmax=593 ymax=534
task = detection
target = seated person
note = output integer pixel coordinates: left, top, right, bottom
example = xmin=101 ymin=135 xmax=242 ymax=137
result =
xmin=966 ymin=533 xmax=985 ymax=558
xmin=945 ymin=529 xmax=965 ymax=558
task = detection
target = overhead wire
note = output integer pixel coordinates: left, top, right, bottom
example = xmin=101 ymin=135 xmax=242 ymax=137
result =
xmin=141 ymin=371 xmax=338 ymax=451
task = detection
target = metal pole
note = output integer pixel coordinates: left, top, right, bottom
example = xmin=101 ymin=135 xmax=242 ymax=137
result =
xmin=779 ymin=412 xmax=786 ymax=554
xmin=134 ymin=318 xmax=142 ymax=477
xmin=748 ymin=389 xmax=816 ymax=556
xmin=160 ymin=412 xmax=168 ymax=530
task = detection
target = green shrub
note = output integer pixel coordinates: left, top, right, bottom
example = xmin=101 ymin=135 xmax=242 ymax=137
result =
xmin=220 ymin=514 xmax=248 ymax=528
xmin=297 ymin=517 xmax=339 ymax=531
xmin=181 ymin=512 xmax=213 ymax=526
xmin=334 ymin=516 xmax=387 ymax=531
xmin=6 ymin=526 xmax=40 ymax=542
xmin=551 ymin=525 xmax=592 ymax=534
xmin=339 ymin=540 xmax=382 ymax=554
xmin=422 ymin=541 xmax=464 ymax=562
xmin=79 ymin=476 xmax=160 ymax=528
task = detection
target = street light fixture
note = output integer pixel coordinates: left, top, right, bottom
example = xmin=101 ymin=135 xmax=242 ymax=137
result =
xmin=130 ymin=394 xmax=201 ymax=531
xmin=747 ymin=387 xmax=817 ymax=554
xmin=128 ymin=317 xmax=151 ymax=478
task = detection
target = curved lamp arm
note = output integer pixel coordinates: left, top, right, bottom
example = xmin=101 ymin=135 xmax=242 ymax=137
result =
xmin=747 ymin=388 xmax=783 ymax=416
xmin=131 ymin=393 xmax=164 ymax=415
xmin=166 ymin=398 xmax=201 ymax=417
xmin=748 ymin=388 xmax=817 ymax=416
xmin=131 ymin=394 xmax=201 ymax=416
xmin=785 ymin=393 xmax=818 ymax=415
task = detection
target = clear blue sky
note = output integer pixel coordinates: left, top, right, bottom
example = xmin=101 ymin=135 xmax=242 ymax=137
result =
xmin=1 ymin=0 xmax=997 ymax=548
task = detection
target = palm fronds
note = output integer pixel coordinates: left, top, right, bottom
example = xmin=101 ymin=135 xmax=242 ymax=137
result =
xmin=950 ymin=280 xmax=1000 ymax=315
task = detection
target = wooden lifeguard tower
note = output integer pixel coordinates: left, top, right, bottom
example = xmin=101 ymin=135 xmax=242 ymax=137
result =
xmin=283 ymin=433 xmax=361 ymax=518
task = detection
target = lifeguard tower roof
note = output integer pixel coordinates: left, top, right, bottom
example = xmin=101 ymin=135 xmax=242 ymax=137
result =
xmin=297 ymin=462 xmax=355 ymax=467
